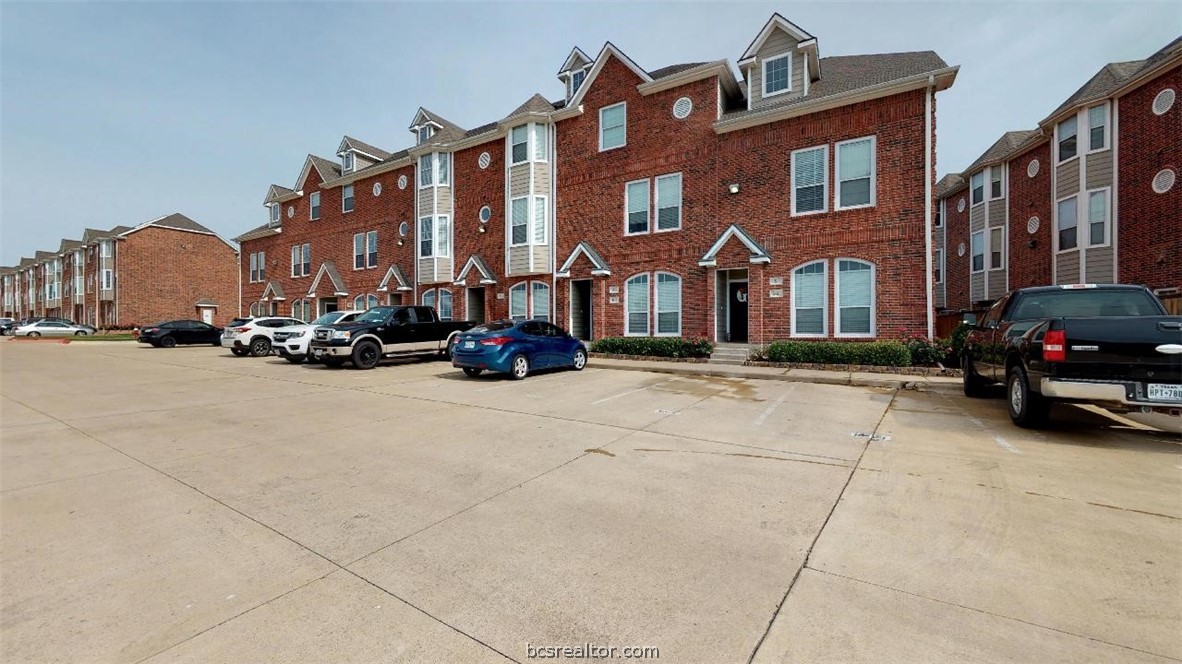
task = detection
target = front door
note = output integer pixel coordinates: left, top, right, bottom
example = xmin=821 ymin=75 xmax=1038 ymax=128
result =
xmin=570 ymin=280 xmax=592 ymax=341
xmin=319 ymin=298 xmax=338 ymax=316
xmin=466 ymin=288 xmax=486 ymax=324
xmin=728 ymin=282 xmax=749 ymax=343
xmin=200 ymin=308 xmax=214 ymax=325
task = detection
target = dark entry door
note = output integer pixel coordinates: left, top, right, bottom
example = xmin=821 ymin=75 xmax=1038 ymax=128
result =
xmin=571 ymin=280 xmax=592 ymax=340
xmin=467 ymin=288 xmax=486 ymax=324
xmin=320 ymin=298 xmax=338 ymax=315
xmin=728 ymin=282 xmax=749 ymax=343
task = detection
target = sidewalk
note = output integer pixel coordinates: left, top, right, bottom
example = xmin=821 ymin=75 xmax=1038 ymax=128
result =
xmin=591 ymin=357 xmax=962 ymax=394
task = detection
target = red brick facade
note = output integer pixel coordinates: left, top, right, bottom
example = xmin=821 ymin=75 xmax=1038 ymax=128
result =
xmin=1006 ymin=140 xmax=1053 ymax=291
xmin=942 ymin=187 xmax=971 ymax=313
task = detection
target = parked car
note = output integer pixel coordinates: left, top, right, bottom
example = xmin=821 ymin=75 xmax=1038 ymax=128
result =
xmin=962 ymin=284 xmax=1182 ymax=427
xmin=220 ymin=316 xmax=305 ymax=357
xmin=308 ymin=305 xmax=473 ymax=369
xmin=274 ymin=310 xmax=365 ymax=364
xmin=12 ymin=320 xmax=92 ymax=337
xmin=0 ymin=318 xmax=14 ymax=335
xmin=136 ymin=320 xmax=223 ymax=347
xmin=451 ymin=319 xmax=588 ymax=380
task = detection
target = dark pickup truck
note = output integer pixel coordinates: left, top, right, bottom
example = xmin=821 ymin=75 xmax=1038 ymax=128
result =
xmin=308 ymin=305 xmax=474 ymax=369
xmin=962 ymin=284 xmax=1182 ymax=427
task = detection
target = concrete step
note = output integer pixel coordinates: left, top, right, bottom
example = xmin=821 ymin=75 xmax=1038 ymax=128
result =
xmin=707 ymin=357 xmax=748 ymax=366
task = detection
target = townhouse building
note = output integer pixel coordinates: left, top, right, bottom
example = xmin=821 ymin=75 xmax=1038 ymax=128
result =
xmin=237 ymin=14 xmax=958 ymax=343
xmin=0 ymin=214 xmax=239 ymax=327
xmin=936 ymin=37 xmax=1181 ymax=316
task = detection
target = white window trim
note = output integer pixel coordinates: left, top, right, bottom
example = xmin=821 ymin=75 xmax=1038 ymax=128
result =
xmin=269 ymin=204 xmax=280 ymax=224
xmin=624 ymin=178 xmax=650 ymax=236
xmin=934 ymin=248 xmax=944 ymax=284
xmin=342 ymin=185 xmax=355 ymax=214
xmin=309 ymin=191 xmax=321 ymax=220
xmin=988 ymin=226 xmax=1006 ymax=271
xmin=834 ymin=259 xmax=876 ymax=339
xmin=436 ymin=152 xmax=451 ymax=186
xmin=970 ymin=171 xmax=986 ymax=207
xmin=1056 ymin=115 xmax=1080 ymax=165
xmin=509 ymin=125 xmax=529 ymax=166
xmin=653 ymin=271 xmax=682 ymax=336
xmin=419 ymin=216 xmax=434 ymax=258
xmin=531 ymin=123 xmax=548 ymax=163
xmin=531 ymin=195 xmax=548 ymax=245
xmin=1085 ymin=103 xmax=1110 ymax=154
xmin=790 ymin=144 xmax=828 ymax=216
xmin=624 ymin=273 xmax=650 ymax=337
xmin=834 ymin=135 xmax=877 ymax=211
xmin=509 ymin=282 xmax=528 ymax=320
xmin=989 ymin=165 xmax=1005 ymax=201
xmin=1055 ymin=194 xmax=1079 ymax=254
xmin=654 ymin=173 xmax=683 ymax=232
xmin=435 ymin=215 xmax=450 ymax=258
xmin=599 ymin=102 xmax=627 ymax=152
xmin=291 ymin=246 xmax=300 ymax=278
xmin=352 ymin=233 xmax=366 ymax=271
xmin=761 ymin=51 xmax=793 ymax=98
xmin=1085 ymin=187 xmax=1112 ymax=248
xmin=790 ymin=260 xmax=828 ymax=338
xmin=342 ymin=152 xmax=354 ymax=173
xmin=419 ymin=154 xmax=434 ymax=189
xmin=509 ymin=196 xmax=530 ymax=247
xmin=529 ymin=280 xmax=550 ymax=322
xmin=970 ymin=230 xmax=985 ymax=274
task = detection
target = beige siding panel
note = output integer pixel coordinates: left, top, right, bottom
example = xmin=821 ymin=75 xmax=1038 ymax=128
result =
xmin=418 ymin=257 xmax=435 ymax=284
xmin=437 ymin=186 xmax=453 ymax=212
xmin=508 ymin=246 xmax=530 ymax=275
xmin=988 ymin=270 xmax=1006 ymax=298
xmin=1085 ymin=151 xmax=1114 ymax=189
xmin=417 ymin=187 xmax=434 ymax=214
xmin=531 ymin=245 xmax=551 ymax=272
xmin=436 ymin=256 xmax=454 ymax=284
xmin=1084 ymin=247 xmax=1115 ymax=283
xmin=969 ymin=204 xmax=985 ymax=232
xmin=532 ymin=164 xmax=551 ymax=196
xmin=509 ymin=164 xmax=530 ymax=198
xmin=749 ymin=28 xmax=803 ymax=109
xmin=1055 ymin=250 xmax=1080 ymax=284
xmin=970 ymin=273 xmax=984 ymax=302
xmin=935 ymin=290 xmax=946 ymax=308
xmin=1056 ymin=160 xmax=1080 ymax=199
xmin=988 ymin=200 xmax=1006 ymax=227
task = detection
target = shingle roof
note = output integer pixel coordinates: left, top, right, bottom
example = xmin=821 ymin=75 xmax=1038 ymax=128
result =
xmin=1045 ymin=36 xmax=1182 ymax=122
xmin=963 ymin=130 xmax=1041 ymax=174
xmin=418 ymin=109 xmax=469 ymax=148
xmin=935 ymin=173 xmax=965 ymax=199
xmin=504 ymin=93 xmax=557 ymax=121
xmin=141 ymin=213 xmax=216 ymax=235
xmin=58 ymin=238 xmax=82 ymax=254
xmin=721 ymin=51 xmax=949 ymax=121
xmin=342 ymin=136 xmax=393 ymax=161
xmin=234 ymin=223 xmax=280 ymax=243
xmin=18 ymin=257 xmax=35 ymax=268
xmin=34 ymin=251 xmax=54 ymax=262
xmin=308 ymin=154 xmax=342 ymax=182
xmin=648 ymin=62 xmax=707 ymax=79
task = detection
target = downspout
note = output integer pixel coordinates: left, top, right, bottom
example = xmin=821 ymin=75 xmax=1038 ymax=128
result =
xmin=924 ymin=74 xmax=935 ymax=340
xmin=237 ymin=247 xmax=242 ymax=317
xmin=113 ymin=241 xmax=119 ymax=327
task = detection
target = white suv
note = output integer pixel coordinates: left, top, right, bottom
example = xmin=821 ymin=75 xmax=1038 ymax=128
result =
xmin=221 ymin=316 xmax=305 ymax=357
xmin=273 ymin=310 xmax=364 ymax=364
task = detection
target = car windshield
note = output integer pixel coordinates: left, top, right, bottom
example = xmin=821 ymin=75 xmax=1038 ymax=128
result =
xmin=1010 ymin=289 xmax=1165 ymax=320
xmin=228 ymin=318 xmax=250 ymax=327
xmin=356 ymin=307 xmax=393 ymax=323
xmin=469 ymin=321 xmax=516 ymax=334
xmin=311 ymin=313 xmax=343 ymax=325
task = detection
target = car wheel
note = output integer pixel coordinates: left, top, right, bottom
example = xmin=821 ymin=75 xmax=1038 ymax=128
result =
xmin=74 ymin=330 xmax=88 ymax=337
xmin=1007 ymin=365 xmax=1051 ymax=428
xmin=510 ymin=354 xmax=530 ymax=380
xmin=28 ymin=332 xmax=40 ymax=337
xmin=285 ymin=355 xmax=305 ymax=364
xmin=323 ymin=357 xmax=346 ymax=368
xmin=159 ymin=335 xmax=177 ymax=348
xmin=352 ymin=341 xmax=381 ymax=370
xmin=249 ymin=337 xmax=271 ymax=357
xmin=572 ymin=347 xmax=587 ymax=371
xmin=230 ymin=347 xmax=249 ymax=357
xmin=962 ymin=354 xmax=988 ymax=398
xmin=463 ymin=367 xmax=483 ymax=377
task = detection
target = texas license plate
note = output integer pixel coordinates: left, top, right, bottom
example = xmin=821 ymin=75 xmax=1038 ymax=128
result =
xmin=463 ymin=341 xmax=475 ymax=349
xmin=1147 ymin=383 xmax=1182 ymax=402
xmin=312 ymin=349 xmax=324 ymax=359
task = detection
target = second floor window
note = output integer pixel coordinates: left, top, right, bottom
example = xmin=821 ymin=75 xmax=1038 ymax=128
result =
xmin=599 ymin=103 xmax=626 ymax=151
xmin=626 ymin=180 xmax=650 ymax=234
xmin=1058 ymin=116 xmax=1077 ymax=162
xmin=1057 ymin=196 xmax=1078 ymax=250
xmin=971 ymin=171 xmax=985 ymax=206
xmin=791 ymin=145 xmax=827 ymax=215
xmin=655 ymin=174 xmax=682 ymax=231
xmin=342 ymin=185 xmax=355 ymax=213
xmin=836 ymin=137 xmax=875 ymax=209
xmin=1088 ymin=189 xmax=1109 ymax=246
xmin=291 ymin=244 xmax=310 ymax=277
xmin=990 ymin=166 xmax=1004 ymax=199
xmin=511 ymin=197 xmax=529 ymax=245
xmin=101 ymin=269 xmax=113 ymax=290
xmin=762 ymin=53 xmax=791 ymax=97
xmin=354 ymin=231 xmax=378 ymax=269
xmin=970 ymin=231 xmax=984 ymax=272
xmin=310 ymin=192 xmax=321 ymax=220
xmin=419 ymin=216 xmax=433 ymax=257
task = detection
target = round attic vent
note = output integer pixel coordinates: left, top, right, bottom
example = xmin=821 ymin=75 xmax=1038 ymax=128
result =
xmin=957 ymin=198 xmax=966 ymax=213
xmin=399 ymin=221 xmax=409 ymax=237
xmin=479 ymin=206 xmax=492 ymax=223
xmin=957 ymin=242 xmax=966 ymax=257
xmin=1027 ymin=216 xmax=1040 ymax=235
xmin=1152 ymin=88 xmax=1176 ymax=115
xmin=373 ymin=182 xmax=382 ymax=197
xmin=672 ymin=97 xmax=693 ymax=119
xmin=478 ymin=152 xmax=492 ymax=169
xmin=1027 ymin=159 xmax=1039 ymax=178
xmin=287 ymin=206 xmax=294 ymax=218
xmin=398 ymin=175 xmax=408 ymax=190
xmin=1152 ymin=168 xmax=1176 ymax=194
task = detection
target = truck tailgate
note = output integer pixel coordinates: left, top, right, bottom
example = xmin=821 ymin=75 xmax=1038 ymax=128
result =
xmin=1056 ymin=316 xmax=1182 ymax=382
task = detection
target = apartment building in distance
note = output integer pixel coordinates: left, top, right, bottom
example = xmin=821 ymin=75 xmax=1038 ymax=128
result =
xmin=237 ymin=14 xmax=958 ymax=343
xmin=936 ymin=37 xmax=1181 ymax=316
xmin=1 ymin=214 xmax=240 ymax=327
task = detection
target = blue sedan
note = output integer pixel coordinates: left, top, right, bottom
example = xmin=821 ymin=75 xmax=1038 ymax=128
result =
xmin=451 ymin=319 xmax=588 ymax=379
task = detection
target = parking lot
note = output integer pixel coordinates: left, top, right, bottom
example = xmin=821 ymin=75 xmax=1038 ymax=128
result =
xmin=1 ymin=341 xmax=1179 ymax=663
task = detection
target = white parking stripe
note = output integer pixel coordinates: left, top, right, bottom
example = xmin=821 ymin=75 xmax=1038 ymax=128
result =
xmin=993 ymin=435 xmax=1022 ymax=454
xmin=590 ymin=379 xmax=672 ymax=405
xmin=754 ymin=389 xmax=792 ymax=427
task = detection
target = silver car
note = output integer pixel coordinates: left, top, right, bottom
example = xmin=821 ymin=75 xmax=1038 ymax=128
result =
xmin=12 ymin=321 xmax=92 ymax=337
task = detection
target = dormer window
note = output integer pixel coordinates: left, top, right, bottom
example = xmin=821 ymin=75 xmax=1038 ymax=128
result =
xmin=762 ymin=52 xmax=792 ymax=97
xmin=342 ymin=152 xmax=355 ymax=173
xmin=567 ymin=68 xmax=588 ymax=100
xmin=268 ymin=203 xmax=280 ymax=225
xmin=417 ymin=125 xmax=434 ymax=145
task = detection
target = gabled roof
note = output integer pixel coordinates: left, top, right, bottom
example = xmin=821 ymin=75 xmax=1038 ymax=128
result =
xmin=337 ymin=136 xmax=392 ymax=161
xmin=557 ymin=46 xmax=592 ymax=75
xmin=307 ymin=260 xmax=348 ymax=297
xmin=454 ymin=255 xmax=497 ymax=285
xmin=377 ymin=264 xmax=412 ymax=292
xmin=121 ymin=213 xmax=217 ymax=237
xmin=294 ymin=154 xmax=340 ymax=191
xmin=566 ymin=42 xmax=654 ymax=109
xmin=412 ymin=108 xmax=469 ymax=148
xmin=264 ymin=184 xmax=294 ymax=204
xmin=935 ymin=173 xmax=966 ymax=199
xmin=556 ymin=241 xmax=611 ymax=277
xmin=647 ymin=62 xmax=707 ymax=79
xmin=260 ymin=280 xmax=286 ymax=301
xmin=739 ymin=13 xmax=815 ymax=63
xmin=1043 ymin=36 xmax=1181 ymax=125
xmin=34 ymin=250 xmax=54 ymax=263
xmin=698 ymin=224 xmax=771 ymax=267
xmin=18 ymin=257 xmax=35 ymax=269
xmin=503 ymin=93 xmax=557 ymax=122
xmin=963 ymin=130 xmax=1041 ymax=175
xmin=234 ymin=222 xmax=281 ymax=243
xmin=58 ymin=239 xmax=82 ymax=254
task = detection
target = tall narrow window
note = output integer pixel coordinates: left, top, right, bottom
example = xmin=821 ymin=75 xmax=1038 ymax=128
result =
xmin=971 ymin=231 xmax=985 ymax=272
xmin=269 ymin=204 xmax=280 ymax=225
xmin=302 ymin=244 xmax=310 ymax=276
xmin=422 ymin=289 xmax=436 ymax=310
xmin=990 ymin=166 xmax=1004 ymax=199
xmin=438 ymin=289 xmax=453 ymax=320
xmin=1057 ymin=196 xmax=1078 ymax=250
xmin=1088 ymin=190 xmax=1108 ymax=246
xmin=791 ymin=262 xmax=826 ymax=337
xmin=417 ymin=125 xmax=432 ymax=145
xmin=837 ymin=260 xmax=874 ymax=337
xmin=532 ymin=197 xmax=547 ymax=243
xmin=655 ymin=174 xmax=682 ymax=231
xmin=291 ymin=246 xmax=301 ymax=277
xmin=599 ymin=103 xmax=626 ymax=151
xmin=626 ymin=180 xmax=650 ymax=234
xmin=625 ymin=274 xmax=649 ymax=335
xmin=836 ymin=137 xmax=875 ymax=209
xmin=1088 ymin=105 xmax=1107 ymax=151
xmin=367 ymin=231 xmax=378 ymax=267
xmin=511 ymin=197 xmax=529 ymax=245
xmin=791 ymin=146 xmax=827 ymax=214
xmin=257 ymin=251 xmax=265 ymax=280
xmin=511 ymin=126 xmax=528 ymax=165
xmin=655 ymin=272 xmax=681 ymax=335
xmin=1058 ymin=116 xmax=1077 ymax=162
xmin=762 ymin=53 xmax=791 ymax=96
xmin=971 ymin=171 xmax=985 ymax=205
xmin=419 ymin=216 xmax=434 ymax=257
xmin=310 ymin=192 xmax=321 ymax=220
xmin=419 ymin=154 xmax=434 ymax=187
xmin=989 ymin=227 xmax=1004 ymax=269
xmin=934 ymin=249 xmax=943 ymax=284
xmin=571 ymin=69 xmax=585 ymax=94
xmin=342 ymin=152 xmax=354 ymax=173
xmin=250 ymin=253 xmax=258 ymax=282
xmin=342 ymin=185 xmax=354 ymax=213
xmin=531 ymin=281 xmax=550 ymax=322
xmin=436 ymin=216 xmax=450 ymax=258
xmin=102 ymin=269 xmax=113 ymax=290
xmin=437 ymin=153 xmax=450 ymax=185
xmin=353 ymin=233 xmax=365 ymax=269
xmin=509 ymin=283 xmax=528 ymax=320
xmin=532 ymin=124 xmax=548 ymax=161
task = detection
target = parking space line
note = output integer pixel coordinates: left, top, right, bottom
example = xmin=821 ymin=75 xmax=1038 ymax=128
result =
xmin=754 ymin=388 xmax=793 ymax=427
xmin=590 ymin=378 xmax=673 ymax=405
xmin=992 ymin=435 xmax=1022 ymax=455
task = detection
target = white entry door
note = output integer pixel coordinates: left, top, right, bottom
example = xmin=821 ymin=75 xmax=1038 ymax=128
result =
xmin=200 ymin=308 xmax=214 ymax=324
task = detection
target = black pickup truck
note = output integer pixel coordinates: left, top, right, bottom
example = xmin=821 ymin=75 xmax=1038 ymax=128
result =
xmin=962 ymin=284 xmax=1181 ymax=427
xmin=308 ymin=305 xmax=475 ymax=369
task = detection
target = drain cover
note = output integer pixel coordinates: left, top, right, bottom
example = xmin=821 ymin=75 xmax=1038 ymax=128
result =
xmin=850 ymin=432 xmax=890 ymax=442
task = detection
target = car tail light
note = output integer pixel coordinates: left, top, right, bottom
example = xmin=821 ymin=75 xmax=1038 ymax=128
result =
xmin=1044 ymin=329 xmax=1066 ymax=362
xmin=480 ymin=336 xmax=513 ymax=346
xmin=144 ymin=328 xmax=158 ymax=333
xmin=234 ymin=326 xmax=252 ymax=333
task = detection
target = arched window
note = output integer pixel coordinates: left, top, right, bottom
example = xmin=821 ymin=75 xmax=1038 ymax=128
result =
xmin=438 ymin=289 xmax=453 ymax=320
xmin=291 ymin=299 xmax=311 ymax=322
xmin=421 ymin=289 xmax=436 ymax=311
xmin=530 ymin=281 xmax=550 ymax=321
xmin=791 ymin=261 xmax=827 ymax=337
xmin=654 ymin=272 xmax=681 ymax=336
xmin=509 ymin=283 xmax=528 ymax=320
xmin=835 ymin=259 xmax=875 ymax=337
xmin=625 ymin=274 xmax=649 ymax=336
xmin=352 ymin=294 xmax=377 ymax=310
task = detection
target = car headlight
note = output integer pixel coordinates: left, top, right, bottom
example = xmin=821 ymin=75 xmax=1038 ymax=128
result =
xmin=330 ymin=330 xmax=351 ymax=340
xmin=288 ymin=331 xmax=305 ymax=338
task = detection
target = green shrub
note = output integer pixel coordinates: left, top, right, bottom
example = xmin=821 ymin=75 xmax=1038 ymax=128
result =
xmin=591 ymin=337 xmax=714 ymax=358
xmin=764 ymin=340 xmax=911 ymax=367
xmin=905 ymin=336 xmax=951 ymax=366
xmin=947 ymin=322 xmax=972 ymax=359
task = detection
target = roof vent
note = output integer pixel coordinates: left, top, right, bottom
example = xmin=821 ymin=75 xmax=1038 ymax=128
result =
xmin=1152 ymin=168 xmax=1175 ymax=194
xmin=1152 ymin=88 xmax=1175 ymax=116
xmin=1027 ymin=216 xmax=1040 ymax=235
xmin=1027 ymin=159 xmax=1039 ymax=178
xmin=672 ymin=97 xmax=693 ymax=119
xmin=957 ymin=198 xmax=966 ymax=213
xmin=478 ymin=152 xmax=492 ymax=169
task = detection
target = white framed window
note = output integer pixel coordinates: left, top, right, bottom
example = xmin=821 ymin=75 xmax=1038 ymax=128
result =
xmin=934 ymin=249 xmax=943 ymax=284
xmin=989 ymin=227 xmax=1005 ymax=270
xmin=599 ymin=102 xmax=626 ymax=151
xmin=437 ymin=152 xmax=450 ymax=186
xmin=835 ymin=259 xmax=875 ymax=338
xmin=762 ymin=52 xmax=791 ymax=97
xmin=655 ymin=272 xmax=681 ymax=335
xmin=419 ymin=216 xmax=434 ymax=257
xmin=1057 ymin=195 xmax=1078 ymax=251
xmin=532 ymin=196 xmax=547 ymax=244
xmin=422 ymin=289 xmax=436 ymax=310
xmin=530 ymin=281 xmax=550 ymax=322
xmin=791 ymin=261 xmax=827 ymax=337
xmin=1057 ymin=115 xmax=1078 ymax=163
xmin=1087 ymin=104 xmax=1108 ymax=152
xmin=990 ymin=165 xmax=1004 ymax=200
xmin=342 ymin=152 xmax=354 ymax=173
xmin=571 ymin=69 xmax=586 ymax=96
xmin=436 ymin=216 xmax=450 ymax=258
xmin=100 ymin=241 xmax=112 ymax=258
xmin=353 ymin=233 xmax=365 ymax=270
xmin=970 ymin=231 xmax=984 ymax=273
xmin=291 ymin=299 xmax=310 ymax=321
xmin=970 ymin=171 xmax=985 ymax=206
xmin=625 ymin=179 xmax=650 ymax=235
xmin=417 ymin=125 xmax=433 ymax=145
xmin=309 ymin=191 xmax=321 ymax=220
xmin=510 ymin=197 xmax=529 ymax=246
xmin=624 ymin=273 xmax=649 ymax=336
xmin=1087 ymin=189 xmax=1110 ymax=247
xmin=301 ymin=244 xmax=310 ymax=276
xmin=835 ymin=136 xmax=876 ymax=209
xmin=509 ymin=282 xmax=528 ymax=320
xmin=367 ymin=231 xmax=378 ymax=267
xmin=655 ymin=174 xmax=682 ymax=231
xmin=419 ymin=154 xmax=434 ymax=187
xmin=291 ymin=245 xmax=301 ymax=277
xmin=532 ymin=124 xmax=548 ymax=162
xmin=269 ymin=204 xmax=280 ymax=225
xmin=342 ymin=185 xmax=355 ymax=213
xmin=101 ymin=269 xmax=113 ymax=290
xmin=257 ymin=251 xmax=266 ymax=281
xmin=935 ymin=202 xmax=943 ymax=227
xmin=510 ymin=125 xmax=528 ymax=165
xmin=791 ymin=145 xmax=828 ymax=215
xmin=438 ymin=289 xmax=453 ymax=320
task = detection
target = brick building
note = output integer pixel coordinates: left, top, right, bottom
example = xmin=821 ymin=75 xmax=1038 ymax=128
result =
xmin=0 ymin=214 xmax=239 ymax=327
xmin=936 ymin=37 xmax=1181 ymax=315
xmin=237 ymin=13 xmax=957 ymax=344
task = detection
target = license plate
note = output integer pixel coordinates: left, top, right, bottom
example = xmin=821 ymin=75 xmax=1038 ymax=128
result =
xmin=312 ymin=349 xmax=324 ymax=359
xmin=1147 ymin=383 xmax=1182 ymax=402
xmin=463 ymin=341 xmax=475 ymax=349
xmin=223 ymin=331 xmax=234 ymax=337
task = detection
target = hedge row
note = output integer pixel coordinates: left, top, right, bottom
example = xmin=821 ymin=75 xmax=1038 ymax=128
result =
xmin=764 ymin=340 xmax=911 ymax=367
xmin=590 ymin=337 xmax=714 ymax=359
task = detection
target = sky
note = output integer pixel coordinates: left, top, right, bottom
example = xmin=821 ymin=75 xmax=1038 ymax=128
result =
xmin=1 ymin=1 xmax=1179 ymax=265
